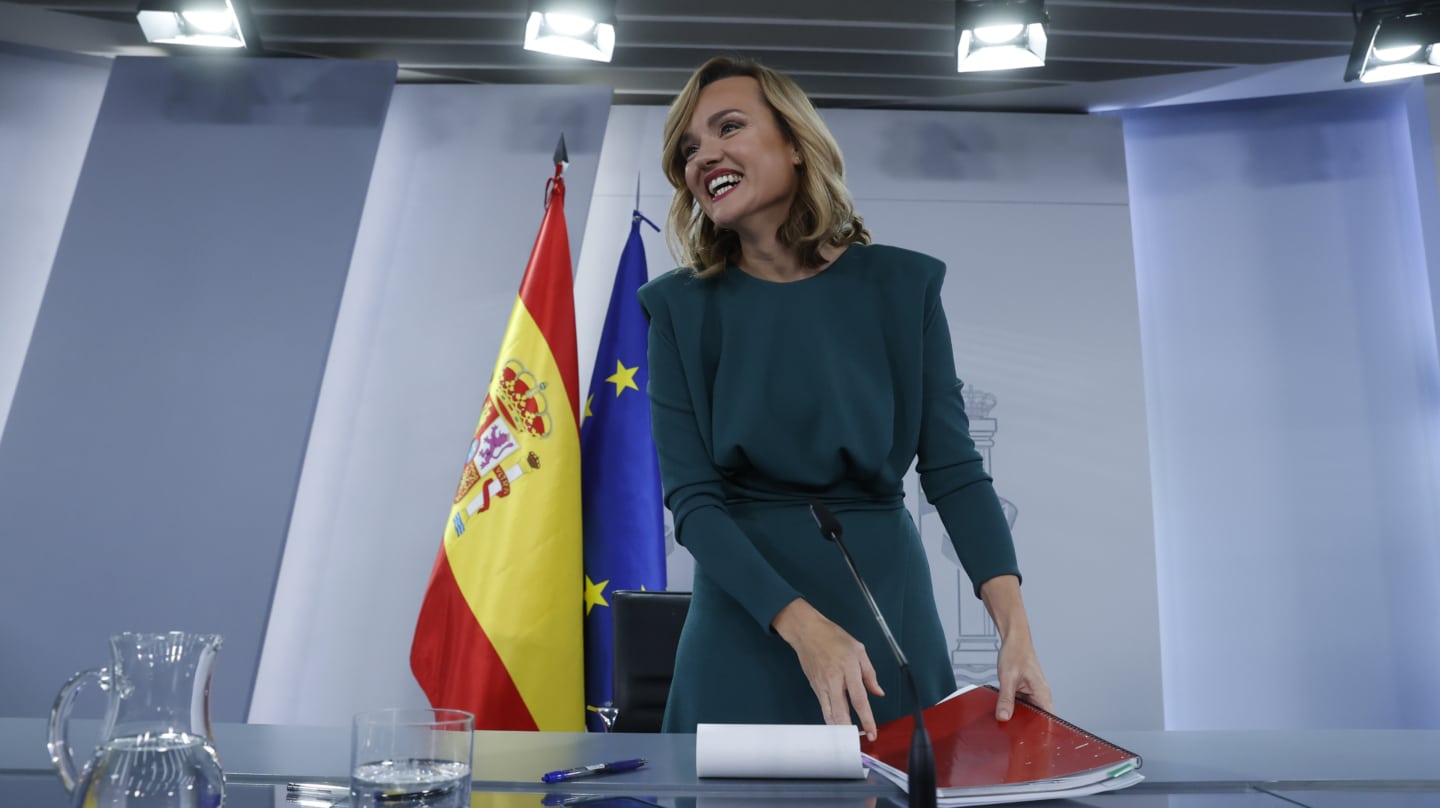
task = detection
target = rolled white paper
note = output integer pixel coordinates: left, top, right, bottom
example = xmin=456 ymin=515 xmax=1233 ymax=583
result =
xmin=695 ymin=723 xmax=865 ymax=779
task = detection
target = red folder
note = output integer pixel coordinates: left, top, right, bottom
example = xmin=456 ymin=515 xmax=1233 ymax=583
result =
xmin=860 ymin=685 xmax=1141 ymax=801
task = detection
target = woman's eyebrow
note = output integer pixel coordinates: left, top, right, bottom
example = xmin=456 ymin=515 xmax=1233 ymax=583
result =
xmin=705 ymin=107 xmax=743 ymax=126
xmin=680 ymin=108 xmax=744 ymax=151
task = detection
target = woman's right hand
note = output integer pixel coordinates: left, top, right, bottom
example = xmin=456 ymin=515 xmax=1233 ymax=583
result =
xmin=771 ymin=598 xmax=885 ymax=740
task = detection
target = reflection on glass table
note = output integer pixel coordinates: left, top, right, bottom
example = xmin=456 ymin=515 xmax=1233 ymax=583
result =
xmin=7 ymin=773 xmax=1436 ymax=808
xmin=1270 ymin=790 xmax=1440 ymax=807
xmin=281 ymin=792 xmax=1309 ymax=808
xmin=1038 ymin=793 xmax=1313 ymax=807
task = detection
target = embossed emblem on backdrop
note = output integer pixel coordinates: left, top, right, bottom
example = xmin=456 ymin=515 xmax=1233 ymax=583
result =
xmin=916 ymin=384 xmax=1018 ymax=686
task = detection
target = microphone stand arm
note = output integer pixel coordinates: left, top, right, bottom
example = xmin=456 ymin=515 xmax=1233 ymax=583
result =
xmin=827 ymin=531 xmax=938 ymax=808
xmin=829 ymin=533 xmax=907 ymax=669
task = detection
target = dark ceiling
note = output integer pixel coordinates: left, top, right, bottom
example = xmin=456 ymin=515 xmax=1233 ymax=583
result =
xmin=9 ymin=0 xmax=1362 ymax=110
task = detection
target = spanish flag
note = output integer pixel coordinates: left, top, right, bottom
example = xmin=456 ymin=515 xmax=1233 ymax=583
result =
xmin=410 ymin=156 xmax=583 ymax=731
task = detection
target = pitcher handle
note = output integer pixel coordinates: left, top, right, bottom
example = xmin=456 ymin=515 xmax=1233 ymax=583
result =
xmin=47 ymin=667 xmax=106 ymax=794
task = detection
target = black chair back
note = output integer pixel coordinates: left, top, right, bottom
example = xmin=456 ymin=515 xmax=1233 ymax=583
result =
xmin=611 ymin=590 xmax=691 ymax=733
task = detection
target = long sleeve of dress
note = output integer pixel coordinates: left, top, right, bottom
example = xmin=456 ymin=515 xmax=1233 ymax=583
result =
xmin=639 ymin=281 xmax=802 ymax=630
xmin=914 ymin=266 xmax=1022 ymax=596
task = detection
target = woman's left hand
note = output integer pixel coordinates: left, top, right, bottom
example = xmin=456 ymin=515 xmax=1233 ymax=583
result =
xmin=995 ymin=632 xmax=1052 ymax=721
xmin=979 ymin=574 xmax=1052 ymax=722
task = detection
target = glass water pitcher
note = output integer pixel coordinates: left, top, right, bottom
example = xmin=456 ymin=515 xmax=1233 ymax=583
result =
xmin=48 ymin=631 xmax=226 ymax=808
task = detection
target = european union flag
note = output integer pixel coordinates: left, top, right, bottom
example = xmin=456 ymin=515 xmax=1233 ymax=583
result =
xmin=581 ymin=212 xmax=666 ymax=732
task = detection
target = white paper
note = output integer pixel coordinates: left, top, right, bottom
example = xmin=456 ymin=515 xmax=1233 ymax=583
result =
xmin=695 ymin=723 xmax=865 ymax=779
xmin=934 ymin=771 xmax=1146 ymax=806
xmin=939 ymin=684 xmax=979 ymax=702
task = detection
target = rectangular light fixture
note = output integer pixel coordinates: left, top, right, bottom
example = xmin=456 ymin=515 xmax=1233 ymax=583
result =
xmin=1345 ymin=2 xmax=1440 ymax=83
xmin=523 ymin=0 xmax=617 ymax=63
xmin=956 ymin=0 xmax=1049 ymax=73
xmin=137 ymin=0 xmax=249 ymax=49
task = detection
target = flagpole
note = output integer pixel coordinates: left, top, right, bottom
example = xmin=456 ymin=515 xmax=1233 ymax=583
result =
xmin=554 ymin=133 xmax=569 ymax=175
xmin=633 ymin=172 xmax=659 ymax=232
xmin=546 ymin=133 xmax=568 ymax=209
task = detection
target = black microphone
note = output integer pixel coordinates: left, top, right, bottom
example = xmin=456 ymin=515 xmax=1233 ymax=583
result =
xmin=809 ymin=500 xmax=936 ymax=808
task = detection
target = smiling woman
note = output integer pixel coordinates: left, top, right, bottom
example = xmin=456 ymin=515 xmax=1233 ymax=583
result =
xmin=660 ymin=57 xmax=868 ymax=281
xmin=677 ymin=76 xmax=810 ymax=258
xmin=637 ymin=56 xmax=1055 ymax=739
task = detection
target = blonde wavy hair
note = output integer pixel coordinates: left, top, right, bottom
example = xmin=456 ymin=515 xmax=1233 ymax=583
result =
xmin=661 ymin=56 xmax=870 ymax=278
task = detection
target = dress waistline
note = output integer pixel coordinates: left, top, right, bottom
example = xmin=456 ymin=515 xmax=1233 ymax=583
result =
xmin=722 ymin=491 xmax=905 ymax=514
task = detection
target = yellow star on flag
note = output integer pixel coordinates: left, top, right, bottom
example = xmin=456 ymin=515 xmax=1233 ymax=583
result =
xmin=584 ymin=574 xmax=610 ymax=616
xmin=584 ymin=394 xmax=594 ymax=421
xmin=605 ymin=360 xmax=640 ymax=398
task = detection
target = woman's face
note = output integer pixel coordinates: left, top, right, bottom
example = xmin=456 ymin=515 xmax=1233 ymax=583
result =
xmin=680 ymin=76 xmax=801 ymax=237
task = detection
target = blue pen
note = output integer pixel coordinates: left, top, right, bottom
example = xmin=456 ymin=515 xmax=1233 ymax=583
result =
xmin=541 ymin=758 xmax=647 ymax=783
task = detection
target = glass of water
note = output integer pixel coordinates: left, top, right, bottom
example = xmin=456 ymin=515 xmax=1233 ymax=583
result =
xmin=350 ymin=708 xmax=474 ymax=808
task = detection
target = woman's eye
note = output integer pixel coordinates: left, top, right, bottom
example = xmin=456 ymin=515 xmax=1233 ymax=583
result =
xmin=683 ymin=144 xmax=698 ymax=159
xmin=720 ymin=121 xmax=741 ymax=135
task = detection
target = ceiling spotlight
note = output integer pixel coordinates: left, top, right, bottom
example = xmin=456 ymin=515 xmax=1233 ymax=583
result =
xmin=523 ymin=0 xmax=617 ymax=63
xmin=1345 ymin=1 xmax=1440 ymax=83
xmin=137 ymin=0 xmax=260 ymax=51
xmin=956 ymin=0 xmax=1049 ymax=73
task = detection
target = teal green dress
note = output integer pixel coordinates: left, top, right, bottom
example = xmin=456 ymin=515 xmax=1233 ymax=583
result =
xmin=636 ymin=243 xmax=1020 ymax=732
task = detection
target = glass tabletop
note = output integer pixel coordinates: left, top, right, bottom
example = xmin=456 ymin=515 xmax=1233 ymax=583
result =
xmin=8 ymin=772 xmax=1438 ymax=808
xmin=1266 ymin=791 xmax=1440 ymax=808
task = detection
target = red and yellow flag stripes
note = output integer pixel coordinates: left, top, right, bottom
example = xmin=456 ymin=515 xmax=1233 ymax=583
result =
xmin=411 ymin=168 xmax=583 ymax=731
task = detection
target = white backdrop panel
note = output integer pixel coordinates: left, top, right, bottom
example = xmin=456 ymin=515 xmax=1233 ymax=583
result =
xmin=0 ymin=46 xmax=108 ymax=449
xmin=1124 ymin=85 xmax=1440 ymax=730
xmin=249 ymin=83 xmax=612 ymax=726
xmin=1423 ymin=81 xmax=1440 ymax=381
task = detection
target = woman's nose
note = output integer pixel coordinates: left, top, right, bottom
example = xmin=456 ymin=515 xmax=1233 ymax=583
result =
xmin=694 ymin=140 xmax=720 ymax=167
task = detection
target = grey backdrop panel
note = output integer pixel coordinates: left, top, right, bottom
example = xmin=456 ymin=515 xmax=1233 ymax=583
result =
xmin=0 ymin=55 xmax=396 ymax=720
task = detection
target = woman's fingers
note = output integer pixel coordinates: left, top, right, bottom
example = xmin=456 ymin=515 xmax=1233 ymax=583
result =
xmin=861 ymin=653 xmax=885 ymax=698
xmin=995 ymin=676 xmax=1019 ymax=722
xmin=995 ymin=634 xmax=1053 ymax=721
xmin=846 ymin=662 xmax=878 ymax=741
xmin=817 ymin=670 xmax=842 ymax=724
xmin=1019 ymin=674 xmax=1055 ymax=713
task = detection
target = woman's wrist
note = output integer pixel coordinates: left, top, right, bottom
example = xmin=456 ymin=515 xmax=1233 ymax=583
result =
xmin=979 ymin=574 xmax=1032 ymax=643
xmin=770 ymin=597 xmax=818 ymax=643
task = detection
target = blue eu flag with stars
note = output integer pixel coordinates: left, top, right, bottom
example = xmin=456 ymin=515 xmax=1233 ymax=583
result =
xmin=582 ymin=211 xmax=667 ymax=732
